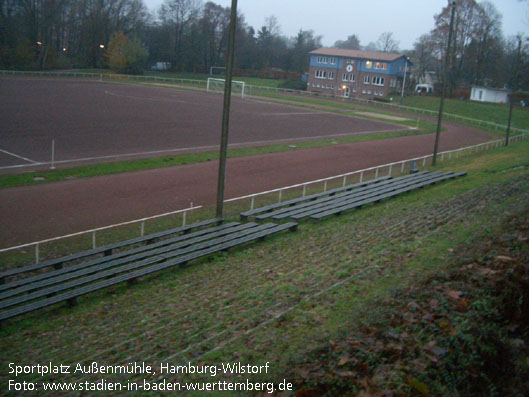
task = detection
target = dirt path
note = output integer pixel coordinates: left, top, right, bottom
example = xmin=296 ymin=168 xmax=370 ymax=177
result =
xmin=0 ymin=121 xmax=491 ymax=248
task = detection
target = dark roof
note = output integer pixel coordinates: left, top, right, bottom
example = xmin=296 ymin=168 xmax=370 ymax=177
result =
xmin=310 ymin=47 xmax=406 ymax=62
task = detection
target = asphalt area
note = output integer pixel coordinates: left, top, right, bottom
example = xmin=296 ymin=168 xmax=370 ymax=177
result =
xmin=0 ymin=77 xmax=407 ymax=170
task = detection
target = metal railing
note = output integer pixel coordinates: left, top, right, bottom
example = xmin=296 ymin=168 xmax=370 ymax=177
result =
xmin=224 ymin=133 xmax=529 ymax=212
xmin=0 ymin=204 xmax=201 ymax=265
xmin=0 ymin=132 xmax=527 ymax=266
xmin=2 ymin=69 xmax=528 ymax=135
xmin=1 ymin=69 xmax=528 ymax=266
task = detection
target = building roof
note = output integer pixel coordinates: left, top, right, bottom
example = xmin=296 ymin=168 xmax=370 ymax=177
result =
xmin=471 ymin=85 xmax=510 ymax=92
xmin=310 ymin=47 xmax=406 ymax=62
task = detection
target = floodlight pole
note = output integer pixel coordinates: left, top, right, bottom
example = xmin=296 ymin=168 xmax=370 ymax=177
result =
xmin=215 ymin=0 xmax=238 ymax=218
xmin=432 ymin=0 xmax=456 ymax=166
xmin=506 ymin=36 xmax=522 ymax=147
xmin=400 ymin=58 xmax=408 ymax=105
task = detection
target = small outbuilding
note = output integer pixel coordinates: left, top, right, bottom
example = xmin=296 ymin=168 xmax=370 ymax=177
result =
xmin=470 ymin=86 xmax=510 ymax=104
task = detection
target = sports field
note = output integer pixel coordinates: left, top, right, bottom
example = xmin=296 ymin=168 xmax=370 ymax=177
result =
xmin=0 ymin=78 xmax=407 ymax=170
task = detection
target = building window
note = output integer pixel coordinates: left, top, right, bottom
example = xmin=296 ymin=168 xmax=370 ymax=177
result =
xmin=379 ymin=91 xmax=384 ymax=96
xmin=390 ymin=79 xmax=396 ymax=88
xmin=374 ymin=91 xmax=378 ymax=96
xmin=317 ymin=56 xmax=328 ymax=63
xmin=315 ymin=70 xmax=327 ymax=79
xmin=365 ymin=60 xmax=372 ymax=68
xmin=362 ymin=89 xmax=366 ymax=94
xmin=353 ymin=87 xmax=357 ymax=92
xmin=367 ymin=90 xmax=372 ymax=94
xmin=374 ymin=62 xmax=387 ymax=70
xmin=328 ymin=71 xmax=335 ymax=79
xmin=346 ymin=58 xmax=354 ymax=64
xmin=329 ymin=57 xmax=336 ymax=64
xmin=372 ymin=76 xmax=385 ymax=86
xmin=364 ymin=76 xmax=370 ymax=84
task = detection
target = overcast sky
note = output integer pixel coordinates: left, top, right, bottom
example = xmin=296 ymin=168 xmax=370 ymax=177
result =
xmin=143 ymin=0 xmax=528 ymax=50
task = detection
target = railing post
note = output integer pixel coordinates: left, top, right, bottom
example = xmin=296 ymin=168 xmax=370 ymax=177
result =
xmin=250 ymin=196 xmax=255 ymax=210
xmin=323 ymin=180 xmax=327 ymax=192
xmin=388 ymin=164 xmax=392 ymax=176
xmin=342 ymin=175 xmax=347 ymax=187
xmin=360 ymin=171 xmax=364 ymax=183
xmin=140 ymin=221 xmax=145 ymax=237
xmin=35 ymin=243 xmax=40 ymax=264
xmin=422 ymin=157 xmax=426 ymax=167
xmin=92 ymin=231 xmax=96 ymax=249
xmin=302 ymin=184 xmax=307 ymax=197
xmin=375 ymin=167 xmax=379 ymax=179
xmin=401 ymin=161 xmax=405 ymax=173
xmin=278 ymin=189 xmax=282 ymax=203
xmin=182 ymin=210 xmax=187 ymax=227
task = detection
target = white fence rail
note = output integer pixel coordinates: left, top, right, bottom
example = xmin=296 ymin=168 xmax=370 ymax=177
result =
xmin=225 ymin=134 xmax=528 ymax=211
xmin=2 ymin=69 xmax=528 ymax=135
xmin=1 ymin=69 xmax=528 ymax=265
xmin=0 ymin=204 xmax=201 ymax=264
xmin=1 ymin=132 xmax=527 ymax=265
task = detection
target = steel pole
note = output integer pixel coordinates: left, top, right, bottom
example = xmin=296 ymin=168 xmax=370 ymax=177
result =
xmin=215 ymin=0 xmax=238 ymax=218
xmin=433 ymin=1 xmax=456 ymax=166
xmin=400 ymin=59 xmax=407 ymax=104
xmin=506 ymin=37 xmax=522 ymax=147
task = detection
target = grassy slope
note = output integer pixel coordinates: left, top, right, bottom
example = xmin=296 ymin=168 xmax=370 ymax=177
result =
xmin=0 ymin=140 xmax=528 ymax=395
xmin=403 ymin=95 xmax=529 ymax=131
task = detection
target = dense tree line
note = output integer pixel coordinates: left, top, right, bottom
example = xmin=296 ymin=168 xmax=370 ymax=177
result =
xmin=408 ymin=0 xmax=529 ymax=94
xmin=1 ymin=0 xmax=527 ymax=93
xmin=0 ymin=0 xmax=321 ymax=78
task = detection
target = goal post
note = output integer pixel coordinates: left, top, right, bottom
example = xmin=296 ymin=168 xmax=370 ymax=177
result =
xmin=206 ymin=77 xmax=246 ymax=98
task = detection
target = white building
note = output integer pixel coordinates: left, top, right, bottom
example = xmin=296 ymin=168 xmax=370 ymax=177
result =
xmin=470 ymin=86 xmax=510 ymax=104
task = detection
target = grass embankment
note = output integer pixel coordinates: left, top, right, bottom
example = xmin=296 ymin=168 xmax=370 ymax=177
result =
xmin=403 ymin=95 xmax=529 ymax=132
xmin=1 ymin=141 xmax=528 ymax=395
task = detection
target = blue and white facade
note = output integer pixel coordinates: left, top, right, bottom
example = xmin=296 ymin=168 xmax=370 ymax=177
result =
xmin=307 ymin=48 xmax=411 ymax=99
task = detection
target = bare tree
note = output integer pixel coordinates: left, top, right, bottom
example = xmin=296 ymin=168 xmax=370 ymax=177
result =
xmin=264 ymin=15 xmax=281 ymax=36
xmin=159 ymin=0 xmax=201 ymax=70
xmin=376 ymin=32 xmax=399 ymax=52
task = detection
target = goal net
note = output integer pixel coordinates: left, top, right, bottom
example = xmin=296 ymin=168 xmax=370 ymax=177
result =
xmin=206 ymin=78 xmax=246 ymax=98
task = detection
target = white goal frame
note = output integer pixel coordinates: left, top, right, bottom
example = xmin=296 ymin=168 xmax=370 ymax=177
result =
xmin=206 ymin=78 xmax=246 ymax=99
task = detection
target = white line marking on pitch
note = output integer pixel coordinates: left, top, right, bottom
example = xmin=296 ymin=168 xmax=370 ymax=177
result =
xmin=104 ymin=90 xmax=199 ymax=105
xmin=0 ymin=127 xmax=411 ymax=171
xmin=0 ymin=148 xmax=41 ymax=165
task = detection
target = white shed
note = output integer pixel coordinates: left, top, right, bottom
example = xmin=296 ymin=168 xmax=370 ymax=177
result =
xmin=470 ymin=86 xmax=510 ymax=104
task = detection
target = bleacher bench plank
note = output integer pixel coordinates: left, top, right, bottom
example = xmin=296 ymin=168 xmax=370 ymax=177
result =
xmin=240 ymin=175 xmax=394 ymax=220
xmin=283 ymin=171 xmax=451 ymax=220
xmin=0 ymin=221 xmax=297 ymax=322
xmin=259 ymin=171 xmax=441 ymax=221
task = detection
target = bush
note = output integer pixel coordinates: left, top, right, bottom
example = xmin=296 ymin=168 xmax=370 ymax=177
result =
xmin=278 ymin=79 xmax=307 ymax=91
xmin=106 ymin=31 xmax=148 ymax=75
